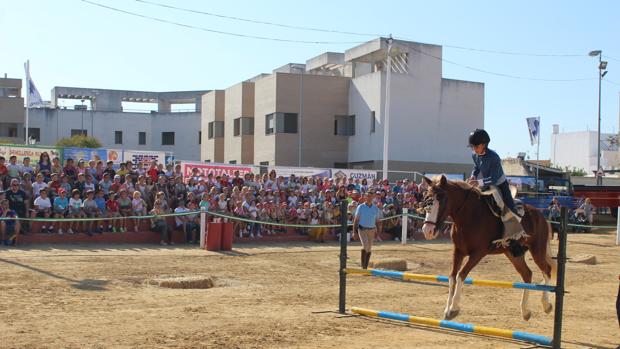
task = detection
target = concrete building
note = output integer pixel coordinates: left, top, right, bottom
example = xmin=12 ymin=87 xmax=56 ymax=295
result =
xmin=201 ymin=37 xmax=484 ymax=176
xmin=25 ymin=86 xmax=209 ymax=160
xmin=202 ymin=90 xmax=225 ymax=163
xmin=224 ymin=82 xmax=254 ymax=165
xmin=0 ymin=76 xmax=25 ymax=142
xmin=550 ymin=125 xmax=617 ymax=173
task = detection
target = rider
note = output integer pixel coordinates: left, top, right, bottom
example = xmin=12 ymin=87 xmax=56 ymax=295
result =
xmin=467 ymin=129 xmax=526 ymax=244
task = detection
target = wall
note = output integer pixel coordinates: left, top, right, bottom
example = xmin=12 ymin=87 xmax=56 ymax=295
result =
xmin=224 ymin=82 xmax=254 ymax=164
xmin=200 ymin=90 xmax=225 ymax=162
xmin=253 ymin=75 xmax=277 ymax=165
xmin=549 ymin=131 xmax=616 ymax=172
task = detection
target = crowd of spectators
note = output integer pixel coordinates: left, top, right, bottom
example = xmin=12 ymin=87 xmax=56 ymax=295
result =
xmin=0 ymin=152 xmax=429 ymax=246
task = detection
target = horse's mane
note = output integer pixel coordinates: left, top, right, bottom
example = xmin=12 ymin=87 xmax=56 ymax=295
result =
xmin=438 ymin=179 xmax=483 ymax=196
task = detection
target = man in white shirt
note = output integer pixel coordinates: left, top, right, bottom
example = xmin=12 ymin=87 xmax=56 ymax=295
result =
xmin=32 ymin=188 xmax=52 ymax=233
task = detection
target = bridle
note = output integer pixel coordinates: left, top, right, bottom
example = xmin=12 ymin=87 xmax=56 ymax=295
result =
xmin=423 ymin=186 xmax=473 ymax=227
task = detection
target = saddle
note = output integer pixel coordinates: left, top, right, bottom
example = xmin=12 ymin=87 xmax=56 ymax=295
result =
xmin=480 ymin=186 xmax=524 ymax=218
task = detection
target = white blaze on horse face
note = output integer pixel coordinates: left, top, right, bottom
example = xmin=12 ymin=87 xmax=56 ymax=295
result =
xmin=422 ymin=196 xmax=440 ymax=240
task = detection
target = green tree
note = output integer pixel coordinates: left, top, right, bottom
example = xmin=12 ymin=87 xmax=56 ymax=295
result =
xmin=56 ymin=136 xmax=102 ymax=148
xmin=566 ymin=167 xmax=587 ymax=177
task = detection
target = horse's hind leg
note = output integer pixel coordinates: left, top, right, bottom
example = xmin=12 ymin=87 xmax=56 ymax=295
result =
xmin=505 ymin=253 xmax=533 ymax=321
xmin=530 ymin=243 xmax=556 ymax=314
xmin=444 ymin=249 xmax=464 ymax=320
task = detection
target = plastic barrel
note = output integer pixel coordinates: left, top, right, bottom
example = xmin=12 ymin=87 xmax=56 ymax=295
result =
xmin=206 ymin=222 xmax=222 ymax=251
xmin=221 ymin=222 xmax=234 ymax=251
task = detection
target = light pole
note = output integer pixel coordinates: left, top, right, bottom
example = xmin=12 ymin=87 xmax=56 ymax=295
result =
xmin=290 ymin=64 xmax=305 ymax=167
xmin=80 ymin=99 xmax=85 ymax=136
xmin=381 ymin=36 xmax=393 ymax=181
xmin=589 ymin=50 xmax=608 ymax=186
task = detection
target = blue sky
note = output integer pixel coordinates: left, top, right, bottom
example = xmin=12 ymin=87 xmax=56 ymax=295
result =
xmin=2 ymin=0 xmax=619 ymax=160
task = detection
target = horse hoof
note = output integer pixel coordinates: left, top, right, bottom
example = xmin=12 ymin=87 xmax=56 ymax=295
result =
xmin=522 ymin=311 xmax=532 ymax=321
xmin=543 ymin=303 xmax=553 ymax=314
xmin=444 ymin=309 xmax=459 ymax=320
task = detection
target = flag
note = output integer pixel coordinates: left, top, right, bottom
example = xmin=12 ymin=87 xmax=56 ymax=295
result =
xmin=24 ymin=60 xmax=43 ymax=107
xmin=526 ymin=116 xmax=540 ymax=146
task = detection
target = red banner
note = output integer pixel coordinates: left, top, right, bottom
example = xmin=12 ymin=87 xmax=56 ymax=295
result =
xmin=181 ymin=162 xmax=256 ymax=178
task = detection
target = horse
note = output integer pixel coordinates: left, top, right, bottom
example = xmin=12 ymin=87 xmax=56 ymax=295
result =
xmin=420 ymin=175 xmax=556 ymax=321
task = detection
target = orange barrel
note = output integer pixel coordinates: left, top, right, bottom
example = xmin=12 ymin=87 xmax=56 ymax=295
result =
xmin=206 ymin=222 xmax=222 ymax=251
xmin=221 ymin=222 xmax=234 ymax=251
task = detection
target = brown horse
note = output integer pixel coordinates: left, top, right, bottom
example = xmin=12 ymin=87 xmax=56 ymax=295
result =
xmin=421 ymin=175 xmax=556 ymax=321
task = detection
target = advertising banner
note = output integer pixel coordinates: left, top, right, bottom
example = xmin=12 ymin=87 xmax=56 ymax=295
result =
xmin=268 ymin=166 xmax=330 ymax=178
xmin=63 ymin=147 xmax=107 ymax=163
xmin=181 ymin=162 xmax=256 ymax=178
xmin=124 ymin=150 xmax=165 ymax=165
xmin=425 ymin=173 xmax=465 ymax=181
xmin=330 ymin=169 xmax=377 ymax=180
xmin=2 ymin=145 xmax=62 ymax=165
xmin=106 ymin=149 xmax=123 ymax=165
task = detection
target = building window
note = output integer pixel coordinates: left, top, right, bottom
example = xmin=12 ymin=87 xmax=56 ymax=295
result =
xmin=234 ymin=118 xmax=241 ymax=137
xmin=114 ymin=131 xmax=123 ymax=144
xmin=28 ymin=128 xmax=41 ymax=142
xmin=198 ymin=131 xmax=202 ymax=145
xmin=71 ymin=129 xmax=87 ymax=137
xmin=208 ymin=121 xmax=224 ymax=139
xmin=139 ymin=132 xmax=146 ymax=145
xmin=334 ymin=115 xmax=355 ymax=136
xmin=265 ymin=112 xmax=298 ymax=135
xmin=370 ymin=111 xmax=375 ymax=133
xmin=162 ymin=132 xmax=175 ymax=145
xmin=229 ymin=160 xmax=237 ymax=164
xmin=204 ymin=159 xmax=211 ymax=163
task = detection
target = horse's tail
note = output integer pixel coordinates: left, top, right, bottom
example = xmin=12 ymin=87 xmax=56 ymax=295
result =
xmin=545 ymin=222 xmax=557 ymax=280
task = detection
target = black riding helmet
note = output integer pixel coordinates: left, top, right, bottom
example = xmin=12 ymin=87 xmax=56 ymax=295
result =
xmin=468 ymin=129 xmax=490 ymax=146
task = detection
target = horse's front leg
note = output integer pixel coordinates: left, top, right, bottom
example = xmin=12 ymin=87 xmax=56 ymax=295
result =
xmin=446 ymin=252 xmax=486 ymax=320
xmin=444 ymin=249 xmax=464 ymax=320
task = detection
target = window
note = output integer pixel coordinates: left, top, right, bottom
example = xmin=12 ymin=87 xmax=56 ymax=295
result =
xmin=138 ymin=132 xmax=146 ymax=145
xmin=229 ymin=160 xmax=237 ymax=164
xmin=266 ymin=113 xmax=298 ymax=135
xmin=265 ymin=114 xmax=275 ymax=135
xmin=8 ymin=126 xmax=17 ymax=138
xmin=235 ymin=117 xmax=254 ymax=136
xmin=370 ymin=111 xmax=375 ymax=133
xmin=198 ymin=131 xmax=202 ymax=145
xmin=71 ymin=129 xmax=87 ymax=137
xmin=204 ymin=159 xmax=211 ymax=163
xmin=208 ymin=121 xmax=224 ymax=139
xmin=234 ymin=118 xmax=241 ymax=137
xmin=162 ymin=132 xmax=175 ymax=145
xmin=334 ymin=115 xmax=355 ymax=136
xmin=114 ymin=131 xmax=123 ymax=144
xmin=28 ymin=128 xmax=41 ymax=142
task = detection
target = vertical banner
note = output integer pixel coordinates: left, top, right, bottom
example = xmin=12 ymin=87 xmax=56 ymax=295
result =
xmin=526 ymin=116 xmax=540 ymax=146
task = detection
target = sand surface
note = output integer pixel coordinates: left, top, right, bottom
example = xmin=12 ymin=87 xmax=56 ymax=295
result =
xmin=0 ymin=233 xmax=618 ymax=348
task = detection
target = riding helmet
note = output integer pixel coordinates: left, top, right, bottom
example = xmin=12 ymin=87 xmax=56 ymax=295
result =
xmin=468 ymin=129 xmax=490 ymax=146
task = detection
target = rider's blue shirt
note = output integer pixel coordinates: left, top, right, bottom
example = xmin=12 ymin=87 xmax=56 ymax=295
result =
xmin=471 ymin=148 xmax=506 ymax=188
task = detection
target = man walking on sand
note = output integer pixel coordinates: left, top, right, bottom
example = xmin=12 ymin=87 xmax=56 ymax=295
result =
xmin=353 ymin=193 xmax=380 ymax=269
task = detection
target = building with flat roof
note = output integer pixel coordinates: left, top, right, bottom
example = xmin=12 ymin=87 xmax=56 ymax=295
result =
xmin=0 ymin=76 xmax=25 ymax=142
xmin=22 ymin=86 xmax=209 ymax=160
xmin=201 ymin=37 xmax=484 ymax=176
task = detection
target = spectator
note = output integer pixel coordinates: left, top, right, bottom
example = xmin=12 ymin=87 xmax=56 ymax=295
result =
xmin=578 ymin=198 xmax=595 ymax=225
xmin=0 ymin=199 xmax=20 ymax=245
xmin=32 ymin=188 xmax=52 ymax=233
xmin=6 ymin=179 xmax=27 ymax=231
xmin=118 ymin=189 xmax=132 ymax=233
xmin=150 ymin=199 xmax=171 ymax=246
xmin=105 ymin=192 xmax=121 ymax=232
xmin=52 ymin=189 xmax=69 ymax=234
xmin=68 ymin=189 xmax=84 ymax=234
xmin=131 ymin=191 xmax=147 ymax=232
xmin=83 ymin=190 xmax=102 ymax=235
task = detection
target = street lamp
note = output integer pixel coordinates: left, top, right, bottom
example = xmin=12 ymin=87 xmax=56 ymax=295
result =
xmin=80 ymin=99 xmax=85 ymax=136
xmin=589 ymin=50 xmax=609 ymax=186
xmin=290 ymin=64 xmax=305 ymax=167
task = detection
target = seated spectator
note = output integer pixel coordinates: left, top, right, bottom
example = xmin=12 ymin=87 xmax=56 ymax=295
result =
xmin=578 ymin=198 xmax=595 ymax=224
xmin=83 ymin=190 xmax=102 ymax=235
xmin=31 ymin=188 xmax=52 ymax=233
xmin=106 ymin=192 xmax=121 ymax=232
xmin=0 ymin=199 xmax=20 ymax=245
xmin=52 ymin=189 xmax=69 ymax=234
xmin=117 ymin=189 xmax=132 ymax=233
xmin=131 ymin=191 xmax=147 ymax=232
xmin=68 ymin=189 xmax=84 ymax=234
xmin=150 ymin=199 xmax=171 ymax=246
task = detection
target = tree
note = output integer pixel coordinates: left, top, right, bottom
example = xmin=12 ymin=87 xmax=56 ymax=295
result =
xmin=565 ymin=167 xmax=587 ymax=177
xmin=56 ymin=136 xmax=102 ymax=148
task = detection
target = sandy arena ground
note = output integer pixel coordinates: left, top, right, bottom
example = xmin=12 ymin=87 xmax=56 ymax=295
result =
xmin=0 ymin=232 xmax=618 ymax=349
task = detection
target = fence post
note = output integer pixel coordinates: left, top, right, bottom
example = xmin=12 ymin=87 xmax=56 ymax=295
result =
xmin=338 ymin=200 xmax=348 ymax=314
xmin=401 ymin=208 xmax=408 ymax=244
xmin=199 ymin=208 xmax=206 ymax=249
xmin=616 ymin=207 xmax=620 ymax=246
xmin=552 ymin=207 xmax=568 ymax=349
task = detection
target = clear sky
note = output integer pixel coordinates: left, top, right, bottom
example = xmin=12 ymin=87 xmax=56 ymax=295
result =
xmin=2 ymin=0 xmax=619 ymax=161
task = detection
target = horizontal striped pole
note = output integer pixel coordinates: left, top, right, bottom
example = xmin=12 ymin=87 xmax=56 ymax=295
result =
xmin=352 ymin=307 xmax=552 ymax=346
xmin=345 ymin=268 xmax=555 ymax=293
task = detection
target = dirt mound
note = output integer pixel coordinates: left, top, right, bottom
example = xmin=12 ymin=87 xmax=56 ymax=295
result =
xmin=147 ymin=276 xmax=215 ymax=289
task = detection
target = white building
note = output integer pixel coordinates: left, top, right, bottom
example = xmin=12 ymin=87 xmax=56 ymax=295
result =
xmin=550 ymin=125 xmax=618 ymax=173
xmin=26 ymin=87 xmax=209 ymax=160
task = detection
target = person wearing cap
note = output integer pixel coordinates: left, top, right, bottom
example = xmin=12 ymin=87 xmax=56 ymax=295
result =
xmin=353 ymin=193 xmax=380 ymax=269
xmin=110 ymin=174 xmax=122 ymax=194
xmin=52 ymin=188 xmax=69 ymax=234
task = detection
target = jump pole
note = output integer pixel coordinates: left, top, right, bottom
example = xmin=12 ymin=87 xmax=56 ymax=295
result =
xmin=344 ymin=268 xmax=555 ymax=292
xmin=351 ymin=307 xmax=553 ymax=346
xmin=338 ymin=200 xmax=348 ymax=314
xmin=552 ymin=207 xmax=568 ymax=349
